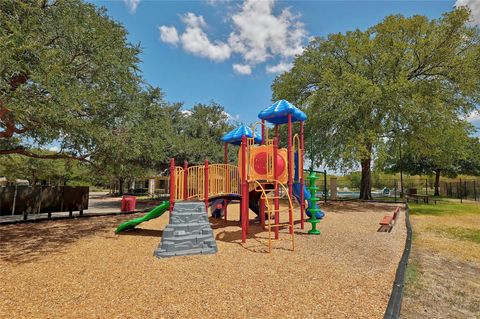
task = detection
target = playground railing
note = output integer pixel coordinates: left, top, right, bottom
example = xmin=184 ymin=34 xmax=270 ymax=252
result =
xmin=174 ymin=167 xmax=184 ymax=201
xmin=208 ymin=164 xmax=240 ymax=197
xmin=179 ymin=164 xmax=241 ymax=201
xmin=187 ymin=165 xmax=205 ymax=200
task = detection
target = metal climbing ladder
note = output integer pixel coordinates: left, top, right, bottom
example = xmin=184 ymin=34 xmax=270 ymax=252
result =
xmin=252 ymin=180 xmax=295 ymax=252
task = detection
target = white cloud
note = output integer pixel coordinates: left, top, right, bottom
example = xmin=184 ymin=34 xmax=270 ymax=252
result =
xmin=124 ymin=0 xmax=140 ymax=14
xmin=158 ymin=0 xmax=307 ymax=75
xmin=159 ymin=13 xmax=231 ymax=62
xmin=266 ymin=61 xmax=293 ymax=74
xmin=232 ymin=63 xmax=252 ymax=75
xmin=159 ymin=26 xmax=179 ymax=45
xmin=181 ymin=12 xmax=207 ymax=29
xmin=48 ymin=146 xmax=60 ymax=152
xmin=455 ymin=0 xmax=480 ymax=25
xmin=228 ymin=0 xmax=306 ymax=65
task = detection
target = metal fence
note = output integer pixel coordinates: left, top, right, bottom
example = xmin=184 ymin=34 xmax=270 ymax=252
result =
xmin=439 ymin=179 xmax=479 ymax=201
xmin=331 ymin=177 xmax=480 ymax=202
xmin=334 ymin=178 xmax=400 ymax=201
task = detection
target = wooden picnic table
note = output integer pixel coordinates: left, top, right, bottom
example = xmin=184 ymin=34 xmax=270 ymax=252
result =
xmin=406 ymin=194 xmax=430 ymax=204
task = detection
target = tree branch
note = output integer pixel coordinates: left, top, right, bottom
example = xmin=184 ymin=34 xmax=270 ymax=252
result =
xmin=0 ymin=147 xmax=92 ymax=163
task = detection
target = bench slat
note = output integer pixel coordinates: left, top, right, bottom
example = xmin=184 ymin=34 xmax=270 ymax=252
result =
xmin=380 ymin=215 xmax=393 ymax=225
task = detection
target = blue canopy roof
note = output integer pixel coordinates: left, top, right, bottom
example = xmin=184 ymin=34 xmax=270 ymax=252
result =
xmin=221 ymin=124 xmax=262 ymax=145
xmin=258 ymin=99 xmax=307 ymax=125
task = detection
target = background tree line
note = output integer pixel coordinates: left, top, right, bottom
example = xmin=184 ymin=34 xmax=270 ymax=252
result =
xmin=0 ymin=0 xmax=235 ymax=194
xmin=273 ymin=8 xmax=480 ymax=199
xmin=2 ymin=2 xmax=480 ymax=199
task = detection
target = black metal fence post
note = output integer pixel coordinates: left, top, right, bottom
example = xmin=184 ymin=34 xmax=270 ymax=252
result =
xmin=22 ymin=188 xmax=29 ymax=221
xmin=474 ymin=180 xmax=477 ymax=201
xmin=323 ymin=169 xmax=327 ymax=204
xmin=394 ymin=179 xmax=397 ymax=203
xmin=460 ymin=178 xmax=463 ymax=204
xmin=425 ymin=179 xmax=428 ymax=195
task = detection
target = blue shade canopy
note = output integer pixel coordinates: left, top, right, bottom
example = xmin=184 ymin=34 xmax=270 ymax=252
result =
xmin=258 ymin=99 xmax=307 ymax=125
xmin=221 ymin=124 xmax=262 ymax=145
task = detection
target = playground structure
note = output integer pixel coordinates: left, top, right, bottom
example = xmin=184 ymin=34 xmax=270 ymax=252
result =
xmin=165 ymin=100 xmax=325 ymax=251
xmin=116 ymin=100 xmax=325 ymax=253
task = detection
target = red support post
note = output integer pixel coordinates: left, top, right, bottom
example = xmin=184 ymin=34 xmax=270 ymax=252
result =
xmin=260 ymin=197 xmax=265 ymax=229
xmin=287 ymin=114 xmax=293 ymax=234
xmin=169 ymin=158 xmax=175 ymax=219
xmin=204 ymin=159 xmax=209 ymax=212
xmin=274 ymin=129 xmax=279 ymax=240
xmin=299 ymin=121 xmax=305 ymax=230
xmin=183 ymin=160 xmax=188 ymax=200
xmin=224 ymin=143 xmax=228 ymax=221
xmin=241 ymin=135 xmax=248 ymax=243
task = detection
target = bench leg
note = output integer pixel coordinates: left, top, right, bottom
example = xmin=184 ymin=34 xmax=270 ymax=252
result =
xmin=377 ymin=225 xmax=389 ymax=232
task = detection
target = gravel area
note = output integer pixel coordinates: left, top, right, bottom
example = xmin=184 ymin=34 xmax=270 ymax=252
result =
xmin=0 ymin=201 xmax=405 ymax=318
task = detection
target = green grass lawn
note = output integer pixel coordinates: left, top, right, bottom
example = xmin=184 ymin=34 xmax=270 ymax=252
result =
xmin=409 ymin=201 xmax=480 ymax=216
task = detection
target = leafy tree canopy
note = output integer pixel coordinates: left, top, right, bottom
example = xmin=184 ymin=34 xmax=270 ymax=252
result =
xmin=0 ymin=1 xmax=237 ymax=194
xmin=0 ymin=151 xmax=91 ymax=185
xmin=1 ymin=0 xmax=141 ymax=160
xmin=272 ymin=8 xmax=480 ymax=199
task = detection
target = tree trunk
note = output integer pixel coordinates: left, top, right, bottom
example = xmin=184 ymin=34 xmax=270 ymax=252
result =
xmin=359 ymin=154 xmax=373 ymax=200
xmin=434 ymin=169 xmax=441 ymax=196
xmin=118 ymin=177 xmax=125 ymax=196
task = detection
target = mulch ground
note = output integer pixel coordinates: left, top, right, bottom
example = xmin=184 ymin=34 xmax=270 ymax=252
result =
xmin=0 ymin=201 xmax=405 ymax=319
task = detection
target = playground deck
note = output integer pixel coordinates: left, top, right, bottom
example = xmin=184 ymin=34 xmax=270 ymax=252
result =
xmin=0 ymin=202 xmax=406 ymax=318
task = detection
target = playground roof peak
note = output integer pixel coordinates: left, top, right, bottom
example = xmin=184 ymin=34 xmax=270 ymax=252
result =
xmin=221 ymin=123 xmax=262 ymax=145
xmin=257 ymin=99 xmax=307 ymax=125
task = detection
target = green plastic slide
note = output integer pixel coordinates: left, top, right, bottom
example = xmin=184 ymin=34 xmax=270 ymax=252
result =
xmin=115 ymin=201 xmax=169 ymax=234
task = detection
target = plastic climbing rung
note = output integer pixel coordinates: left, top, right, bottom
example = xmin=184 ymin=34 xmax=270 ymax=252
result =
xmin=255 ymin=188 xmax=276 ymax=192
xmin=262 ymin=196 xmax=283 ymax=200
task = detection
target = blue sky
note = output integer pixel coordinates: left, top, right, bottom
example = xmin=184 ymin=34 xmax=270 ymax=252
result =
xmin=89 ymin=0 xmax=479 ymax=127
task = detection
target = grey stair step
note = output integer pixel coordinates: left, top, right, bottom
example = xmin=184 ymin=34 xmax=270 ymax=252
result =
xmin=154 ymin=201 xmax=218 ymax=259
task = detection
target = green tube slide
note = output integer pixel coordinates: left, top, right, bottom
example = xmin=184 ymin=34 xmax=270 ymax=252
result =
xmin=115 ymin=201 xmax=169 ymax=234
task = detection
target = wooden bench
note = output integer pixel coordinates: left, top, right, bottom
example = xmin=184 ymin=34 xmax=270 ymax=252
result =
xmin=378 ymin=207 xmax=400 ymax=232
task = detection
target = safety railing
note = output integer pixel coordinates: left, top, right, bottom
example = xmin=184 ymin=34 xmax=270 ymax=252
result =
xmin=293 ymin=133 xmax=302 ymax=181
xmin=208 ymin=164 xmax=240 ymax=197
xmin=265 ymin=138 xmax=274 ymax=179
xmin=174 ymin=167 xmax=184 ymax=201
xmin=187 ymin=165 xmax=205 ymax=200
xmin=184 ymin=164 xmax=240 ymax=200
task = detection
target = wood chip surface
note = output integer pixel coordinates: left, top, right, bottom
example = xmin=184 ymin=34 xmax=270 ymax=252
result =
xmin=0 ymin=201 xmax=406 ymax=318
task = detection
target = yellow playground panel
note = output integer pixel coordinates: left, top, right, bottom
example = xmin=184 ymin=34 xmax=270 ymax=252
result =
xmin=238 ymin=144 xmax=288 ymax=183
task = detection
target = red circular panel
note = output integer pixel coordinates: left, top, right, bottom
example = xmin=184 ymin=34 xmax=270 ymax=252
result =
xmin=253 ymin=152 xmax=286 ymax=176
xmin=254 ymin=152 xmax=268 ymax=174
